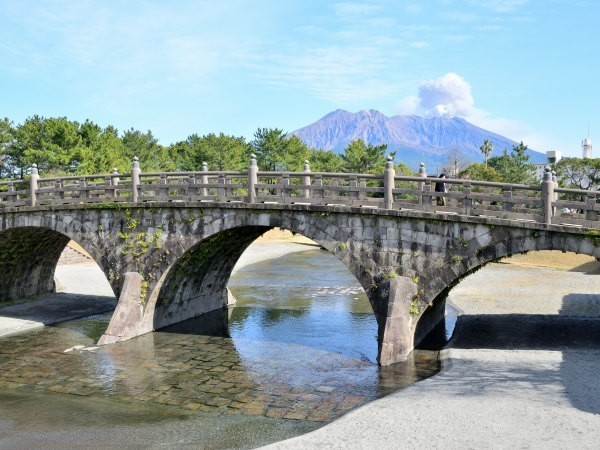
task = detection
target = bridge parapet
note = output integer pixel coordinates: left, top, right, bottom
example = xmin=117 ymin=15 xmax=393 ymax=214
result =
xmin=2 ymin=158 xmax=600 ymax=229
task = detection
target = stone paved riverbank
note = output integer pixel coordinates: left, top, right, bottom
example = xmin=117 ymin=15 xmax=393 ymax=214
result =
xmin=0 ymin=234 xmax=439 ymax=440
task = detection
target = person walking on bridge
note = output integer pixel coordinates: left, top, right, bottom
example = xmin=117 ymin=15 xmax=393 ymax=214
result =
xmin=435 ymin=173 xmax=447 ymax=206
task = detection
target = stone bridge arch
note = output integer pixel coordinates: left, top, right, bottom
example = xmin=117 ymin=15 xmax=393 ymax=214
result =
xmin=394 ymin=220 xmax=600 ymax=365
xmin=0 ymin=227 xmax=71 ymax=300
xmin=2 ymin=203 xmax=599 ymax=366
xmin=101 ymin=207 xmax=386 ymax=352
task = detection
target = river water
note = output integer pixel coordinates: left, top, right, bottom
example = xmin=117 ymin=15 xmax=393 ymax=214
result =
xmin=0 ymin=246 xmax=441 ymax=449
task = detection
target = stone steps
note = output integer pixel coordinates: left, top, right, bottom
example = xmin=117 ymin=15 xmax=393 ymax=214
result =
xmin=58 ymin=243 xmax=93 ymax=265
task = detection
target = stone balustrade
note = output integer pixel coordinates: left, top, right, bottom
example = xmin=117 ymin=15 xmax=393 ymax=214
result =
xmin=1 ymin=156 xmax=599 ymax=229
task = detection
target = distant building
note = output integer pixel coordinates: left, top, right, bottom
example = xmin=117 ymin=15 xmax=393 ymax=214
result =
xmin=582 ymin=137 xmax=592 ymax=158
xmin=534 ymin=150 xmax=562 ymax=179
xmin=532 ymin=135 xmax=593 ymax=180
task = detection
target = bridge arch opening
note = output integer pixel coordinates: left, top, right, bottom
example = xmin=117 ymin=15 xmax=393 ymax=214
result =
xmin=426 ymin=250 xmax=600 ymax=347
xmin=0 ymin=227 xmax=116 ymax=336
xmin=427 ymin=249 xmax=600 ymax=415
xmin=152 ymin=227 xmax=385 ymax=362
xmin=0 ymin=227 xmax=70 ymax=300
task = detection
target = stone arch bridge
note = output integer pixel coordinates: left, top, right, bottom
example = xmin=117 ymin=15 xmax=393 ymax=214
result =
xmin=1 ymin=157 xmax=599 ymax=365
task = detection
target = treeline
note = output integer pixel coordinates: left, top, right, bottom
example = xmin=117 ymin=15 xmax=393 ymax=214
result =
xmin=0 ymin=116 xmax=411 ymax=179
xmin=5 ymin=115 xmax=574 ymax=187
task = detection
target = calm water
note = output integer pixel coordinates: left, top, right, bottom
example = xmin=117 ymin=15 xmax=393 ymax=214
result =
xmin=0 ymin=248 xmax=441 ymax=449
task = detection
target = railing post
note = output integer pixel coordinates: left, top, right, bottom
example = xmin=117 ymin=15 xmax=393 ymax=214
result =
xmin=349 ymin=175 xmax=359 ymax=201
xmin=303 ymin=160 xmax=311 ymax=199
xmin=586 ymin=193 xmax=596 ymax=221
xmin=79 ymin=177 xmax=88 ymax=201
xmin=384 ymin=156 xmax=395 ymax=209
xmin=217 ymin=173 xmax=226 ymax=200
xmin=225 ymin=175 xmax=233 ymax=197
xmin=56 ymin=180 xmax=65 ymax=201
xmin=30 ymin=164 xmax=39 ymax=207
xmin=552 ymin=170 xmax=558 ymax=217
xmin=280 ymin=173 xmax=290 ymax=200
xmin=359 ymin=180 xmax=367 ymax=200
xmin=159 ymin=173 xmax=169 ymax=200
xmin=315 ymin=175 xmax=324 ymax=204
xmin=7 ymin=181 xmax=15 ymax=205
xmin=131 ymin=157 xmax=141 ymax=202
xmin=111 ymin=168 xmax=120 ymax=198
xmin=247 ymin=153 xmax=258 ymax=203
xmin=418 ymin=162 xmax=427 ymax=205
xmin=200 ymin=162 xmax=209 ymax=197
xmin=187 ymin=172 xmax=196 ymax=199
xmin=104 ymin=175 xmax=112 ymax=197
xmin=463 ymin=182 xmax=472 ymax=215
xmin=502 ymin=187 xmax=513 ymax=212
xmin=541 ymin=166 xmax=554 ymax=225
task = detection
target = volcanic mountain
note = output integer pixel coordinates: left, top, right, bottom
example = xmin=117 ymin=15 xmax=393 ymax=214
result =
xmin=291 ymin=109 xmax=545 ymax=170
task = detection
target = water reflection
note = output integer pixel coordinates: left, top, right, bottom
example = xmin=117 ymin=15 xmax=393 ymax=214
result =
xmin=0 ymin=246 xmax=441 ymax=447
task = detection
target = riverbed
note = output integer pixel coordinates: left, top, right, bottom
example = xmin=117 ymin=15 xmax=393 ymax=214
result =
xmin=0 ymin=237 xmax=440 ymax=448
xmin=265 ymin=252 xmax=600 ymax=449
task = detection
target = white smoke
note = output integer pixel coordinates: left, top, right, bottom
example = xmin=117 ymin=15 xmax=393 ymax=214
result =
xmin=396 ymin=72 xmax=550 ymax=150
xmin=398 ymin=72 xmax=475 ymax=118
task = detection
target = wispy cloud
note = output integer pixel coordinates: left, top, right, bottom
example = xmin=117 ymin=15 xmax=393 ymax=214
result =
xmin=259 ymin=45 xmax=402 ymax=103
xmin=472 ymin=0 xmax=530 ymax=13
xmin=333 ymin=2 xmax=384 ymax=19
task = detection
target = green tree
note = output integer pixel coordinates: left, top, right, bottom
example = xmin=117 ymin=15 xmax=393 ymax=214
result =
xmin=480 ymin=139 xmax=493 ymax=167
xmin=307 ymin=149 xmax=344 ymax=173
xmin=0 ymin=118 xmax=16 ymax=178
xmin=458 ymin=163 xmax=502 ymax=182
xmin=11 ymin=116 xmax=84 ymax=176
xmin=488 ymin=142 xmax=536 ymax=184
xmin=554 ymin=157 xmax=600 ymax=190
xmin=251 ymin=128 xmax=310 ymax=171
xmin=341 ymin=139 xmax=391 ymax=173
xmin=395 ymin=162 xmax=414 ymax=176
xmin=170 ymin=133 xmax=250 ymax=171
xmin=74 ymin=122 xmax=128 ymax=174
xmin=122 ymin=128 xmax=174 ymax=172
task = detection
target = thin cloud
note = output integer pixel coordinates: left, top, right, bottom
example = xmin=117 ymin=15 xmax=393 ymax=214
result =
xmin=260 ymin=45 xmax=401 ymax=104
xmin=333 ymin=2 xmax=383 ymax=18
xmin=472 ymin=0 xmax=530 ymax=13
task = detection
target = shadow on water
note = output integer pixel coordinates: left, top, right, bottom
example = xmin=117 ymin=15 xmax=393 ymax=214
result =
xmin=161 ymin=307 xmax=231 ymax=338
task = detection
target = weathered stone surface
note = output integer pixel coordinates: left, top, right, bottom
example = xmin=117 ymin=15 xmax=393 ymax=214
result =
xmin=98 ymin=271 xmax=144 ymax=345
xmin=1 ymin=202 xmax=599 ymax=365
xmin=0 ymin=227 xmax=69 ymax=300
xmin=375 ymin=276 xmax=418 ymax=365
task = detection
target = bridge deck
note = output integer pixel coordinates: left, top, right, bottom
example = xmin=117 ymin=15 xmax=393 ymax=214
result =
xmin=1 ymin=158 xmax=598 ymax=229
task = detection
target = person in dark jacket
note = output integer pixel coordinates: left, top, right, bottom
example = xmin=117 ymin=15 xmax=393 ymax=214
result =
xmin=435 ymin=173 xmax=446 ymax=206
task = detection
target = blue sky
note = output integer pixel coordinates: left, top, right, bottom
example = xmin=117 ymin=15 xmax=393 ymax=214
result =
xmin=1 ymin=0 xmax=597 ymax=157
